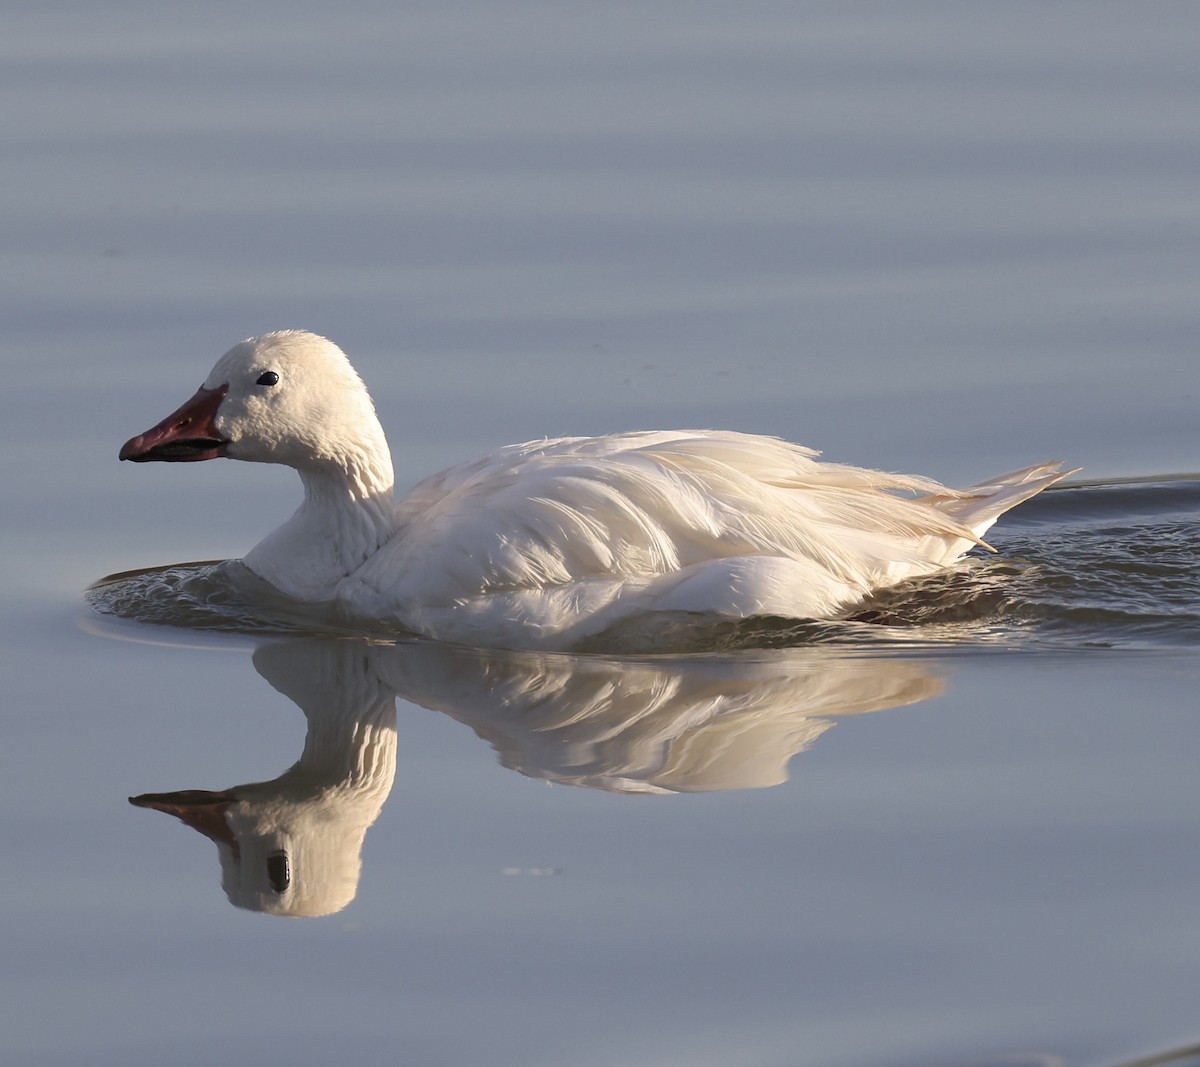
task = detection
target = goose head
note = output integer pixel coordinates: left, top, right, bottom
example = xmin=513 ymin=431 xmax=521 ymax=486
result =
xmin=119 ymin=330 xmax=389 ymax=478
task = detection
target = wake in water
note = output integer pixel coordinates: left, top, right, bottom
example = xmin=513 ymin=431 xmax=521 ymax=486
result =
xmin=87 ymin=477 xmax=1200 ymax=653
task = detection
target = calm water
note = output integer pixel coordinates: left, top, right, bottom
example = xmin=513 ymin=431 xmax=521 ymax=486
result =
xmin=3 ymin=3 xmax=1200 ymax=1065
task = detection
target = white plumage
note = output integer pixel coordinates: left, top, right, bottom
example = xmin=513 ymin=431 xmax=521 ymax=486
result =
xmin=119 ymin=330 xmax=1073 ymax=650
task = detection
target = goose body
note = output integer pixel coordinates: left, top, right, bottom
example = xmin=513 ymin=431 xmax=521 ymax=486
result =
xmin=119 ymin=330 xmax=1072 ymax=650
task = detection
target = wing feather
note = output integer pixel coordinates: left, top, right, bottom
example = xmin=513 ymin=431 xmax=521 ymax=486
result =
xmin=366 ymin=432 xmax=992 ymax=604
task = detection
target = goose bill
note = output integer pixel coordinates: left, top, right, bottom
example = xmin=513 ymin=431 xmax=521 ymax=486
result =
xmin=129 ymin=789 xmax=238 ymax=849
xmin=119 ymin=384 xmax=229 ymax=462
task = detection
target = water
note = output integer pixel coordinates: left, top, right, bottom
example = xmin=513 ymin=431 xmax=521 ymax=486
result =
xmin=3 ymin=3 xmax=1200 ymax=1065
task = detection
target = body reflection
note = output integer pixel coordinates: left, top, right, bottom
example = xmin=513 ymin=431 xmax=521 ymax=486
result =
xmin=131 ymin=638 xmax=945 ymax=915
xmin=376 ymin=643 xmax=942 ymax=794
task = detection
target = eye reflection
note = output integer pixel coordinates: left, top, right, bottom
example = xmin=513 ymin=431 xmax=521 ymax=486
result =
xmin=266 ymin=851 xmax=291 ymax=893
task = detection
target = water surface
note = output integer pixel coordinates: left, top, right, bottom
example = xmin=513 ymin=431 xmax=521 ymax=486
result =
xmin=3 ymin=3 xmax=1200 ymax=1065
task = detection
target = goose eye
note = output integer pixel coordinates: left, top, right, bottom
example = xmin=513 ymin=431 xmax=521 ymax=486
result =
xmin=256 ymin=370 xmax=280 ymax=387
xmin=266 ymin=851 xmax=291 ymax=893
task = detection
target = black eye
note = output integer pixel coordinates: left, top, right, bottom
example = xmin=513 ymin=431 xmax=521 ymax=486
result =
xmin=256 ymin=370 xmax=280 ymax=387
xmin=266 ymin=851 xmax=291 ymax=893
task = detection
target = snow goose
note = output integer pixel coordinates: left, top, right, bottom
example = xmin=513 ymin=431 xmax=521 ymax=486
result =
xmin=119 ymin=330 xmax=1072 ymax=650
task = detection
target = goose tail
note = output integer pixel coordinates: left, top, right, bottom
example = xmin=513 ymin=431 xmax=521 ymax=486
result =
xmin=932 ymin=460 xmax=1079 ymax=545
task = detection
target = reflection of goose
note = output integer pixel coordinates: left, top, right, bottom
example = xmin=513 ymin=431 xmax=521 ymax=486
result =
xmin=130 ymin=635 xmax=943 ymax=915
xmin=374 ymin=643 xmax=943 ymax=793
xmin=133 ymin=641 xmax=396 ymax=917
xmin=118 ymin=330 xmax=1072 ymax=651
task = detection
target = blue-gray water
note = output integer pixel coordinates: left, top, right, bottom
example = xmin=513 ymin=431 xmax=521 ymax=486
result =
xmin=3 ymin=3 xmax=1200 ymax=1065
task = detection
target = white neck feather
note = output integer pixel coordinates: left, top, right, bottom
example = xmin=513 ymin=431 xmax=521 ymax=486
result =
xmin=243 ymin=439 xmax=396 ymax=602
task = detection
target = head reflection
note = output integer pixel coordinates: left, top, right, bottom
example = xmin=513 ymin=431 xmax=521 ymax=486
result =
xmin=132 ymin=640 xmax=398 ymax=918
xmin=132 ymin=637 xmax=944 ymax=916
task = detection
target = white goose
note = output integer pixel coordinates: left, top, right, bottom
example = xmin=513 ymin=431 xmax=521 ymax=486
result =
xmin=120 ymin=330 xmax=1072 ymax=650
